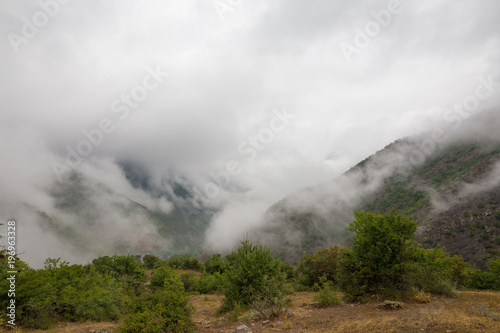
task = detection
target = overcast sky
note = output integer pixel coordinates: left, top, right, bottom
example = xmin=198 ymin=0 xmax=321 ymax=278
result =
xmin=1 ymin=0 xmax=500 ymax=256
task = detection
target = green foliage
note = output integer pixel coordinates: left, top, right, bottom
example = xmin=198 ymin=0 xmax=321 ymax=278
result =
xmin=218 ymin=240 xmax=287 ymax=313
xmin=166 ymin=254 xmax=204 ymax=272
xmin=467 ymin=258 xmax=500 ymax=290
xmin=408 ymin=247 xmax=458 ymax=297
xmin=339 ymin=211 xmax=418 ymax=302
xmin=0 ymin=258 xmax=129 ymax=329
xmin=466 ymin=270 xmax=498 ymax=290
xmin=314 ymin=278 xmax=342 ymax=307
xmin=204 ymin=254 xmax=225 ymax=274
xmin=296 ymin=246 xmax=344 ymax=287
xmin=366 ymin=176 xmax=430 ymax=215
xmin=142 ymin=254 xmax=160 ymax=270
xmin=149 ymin=265 xmax=178 ymax=289
xmin=198 ymin=272 xmax=223 ymax=294
xmin=180 ymin=273 xmax=199 ymax=293
xmin=118 ymin=291 xmax=194 ymax=333
xmin=251 ymin=275 xmax=292 ymax=319
xmin=92 ymin=255 xmax=146 ymax=295
xmin=118 ymin=265 xmax=194 ymax=332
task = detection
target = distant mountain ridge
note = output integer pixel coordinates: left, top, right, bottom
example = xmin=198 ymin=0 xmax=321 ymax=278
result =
xmin=252 ymin=110 xmax=500 ymax=267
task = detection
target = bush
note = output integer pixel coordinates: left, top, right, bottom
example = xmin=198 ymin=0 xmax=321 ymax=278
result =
xmin=204 ymin=254 xmax=225 ymax=274
xmin=92 ymin=255 xmax=146 ymax=295
xmin=466 ymin=269 xmax=498 ymax=290
xmin=142 ymin=254 xmax=161 ymax=270
xmin=251 ymin=275 xmax=291 ymax=319
xmin=314 ymin=279 xmax=342 ymax=307
xmin=339 ymin=211 xmax=418 ymax=302
xmin=0 ymin=259 xmax=128 ymax=329
xmin=218 ymin=240 xmax=287 ymax=314
xmin=118 ymin=267 xmax=194 ymax=333
xmin=408 ymin=247 xmax=458 ymax=297
xmin=166 ymin=254 xmax=204 ymax=272
xmin=117 ymin=291 xmax=194 ymax=333
xmin=296 ymin=246 xmax=344 ymax=288
xmin=180 ymin=273 xmax=199 ymax=293
xmin=198 ymin=272 xmax=223 ymax=294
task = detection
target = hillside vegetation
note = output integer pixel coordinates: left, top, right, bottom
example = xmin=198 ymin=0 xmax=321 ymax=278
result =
xmin=2 ymin=212 xmax=499 ymax=331
xmin=255 ymin=130 xmax=500 ymax=266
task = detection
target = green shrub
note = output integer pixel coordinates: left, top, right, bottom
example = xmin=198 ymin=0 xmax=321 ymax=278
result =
xmin=466 ymin=270 xmax=498 ymax=290
xmin=180 ymin=273 xmax=199 ymax=293
xmin=339 ymin=211 xmax=418 ymax=302
xmin=142 ymin=254 xmax=161 ymax=269
xmin=118 ymin=291 xmax=194 ymax=333
xmin=408 ymin=247 xmax=458 ymax=297
xmin=314 ymin=279 xmax=342 ymax=307
xmin=198 ymin=272 xmax=223 ymax=294
xmin=251 ymin=275 xmax=292 ymax=319
xmin=0 ymin=259 xmax=128 ymax=329
xmin=296 ymin=246 xmax=344 ymax=287
xmin=166 ymin=254 xmax=204 ymax=272
xmin=204 ymin=254 xmax=225 ymax=274
xmin=92 ymin=255 xmax=145 ymax=295
xmin=118 ymin=267 xmax=194 ymax=333
xmin=218 ymin=240 xmax=287 ymax=313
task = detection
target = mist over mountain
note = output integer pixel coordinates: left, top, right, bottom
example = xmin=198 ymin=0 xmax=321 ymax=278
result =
xmin=1 ymin=1 xmax=500 ymax=267
xmin=248 ymin=110 xmax=500 ymax=266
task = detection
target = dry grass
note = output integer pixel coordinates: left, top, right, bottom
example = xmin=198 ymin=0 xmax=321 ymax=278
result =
xmin=1 ymin=321 xmax=120 ymax=333
xmin=3 ymin=291 xmax=499 ymax=332
xmin=192 ymin=291 xmax=500 ymax=333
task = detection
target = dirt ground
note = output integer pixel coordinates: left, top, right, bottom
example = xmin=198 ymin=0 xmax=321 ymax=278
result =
xmin=5 ymin=291 xmax=500 ymax=333
xmin=190 ymin=291 xmax=500 ymax=333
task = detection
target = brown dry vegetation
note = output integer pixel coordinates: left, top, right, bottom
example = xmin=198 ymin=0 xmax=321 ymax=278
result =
xmin=191 ymin=291 xmax=500 ymax=333
xmin=5 ymin=291 xmax=500 ymax=333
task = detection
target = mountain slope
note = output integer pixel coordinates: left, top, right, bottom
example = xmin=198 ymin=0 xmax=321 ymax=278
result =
xmin=254 ymin=110 xmax=500 ymax=267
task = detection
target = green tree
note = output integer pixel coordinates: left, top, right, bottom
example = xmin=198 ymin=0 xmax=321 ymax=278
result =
xmin=218 ymin=240 xmax=287 ymax=313
xmin=339 ymin=211 xmax=418 ymax=302
xmin=142 ymin=254 xmax=160 ymax=270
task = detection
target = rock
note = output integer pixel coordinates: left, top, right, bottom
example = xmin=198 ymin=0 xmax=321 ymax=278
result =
xmin=286 ymin=309 xmax=294 ymax=317
xmin=234 ymin=325 xmax=251 ymax=333
xmin=308 ymin=302 xmax=321 ymax=308
xmin=262 ymin=320 xmax=270 ymax=325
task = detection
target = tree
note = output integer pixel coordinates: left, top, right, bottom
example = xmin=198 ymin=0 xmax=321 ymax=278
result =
xmin=339 ymin=211 xmax=418 ymax=301
xmin=142 ymin=254 xmax=160 ymax=270
xmin=218 ymin=240 xmax=287 ymax=314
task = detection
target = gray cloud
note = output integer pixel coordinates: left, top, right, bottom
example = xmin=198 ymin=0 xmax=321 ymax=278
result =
xmin=1 ymin=0 xmax=499 ymax=264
